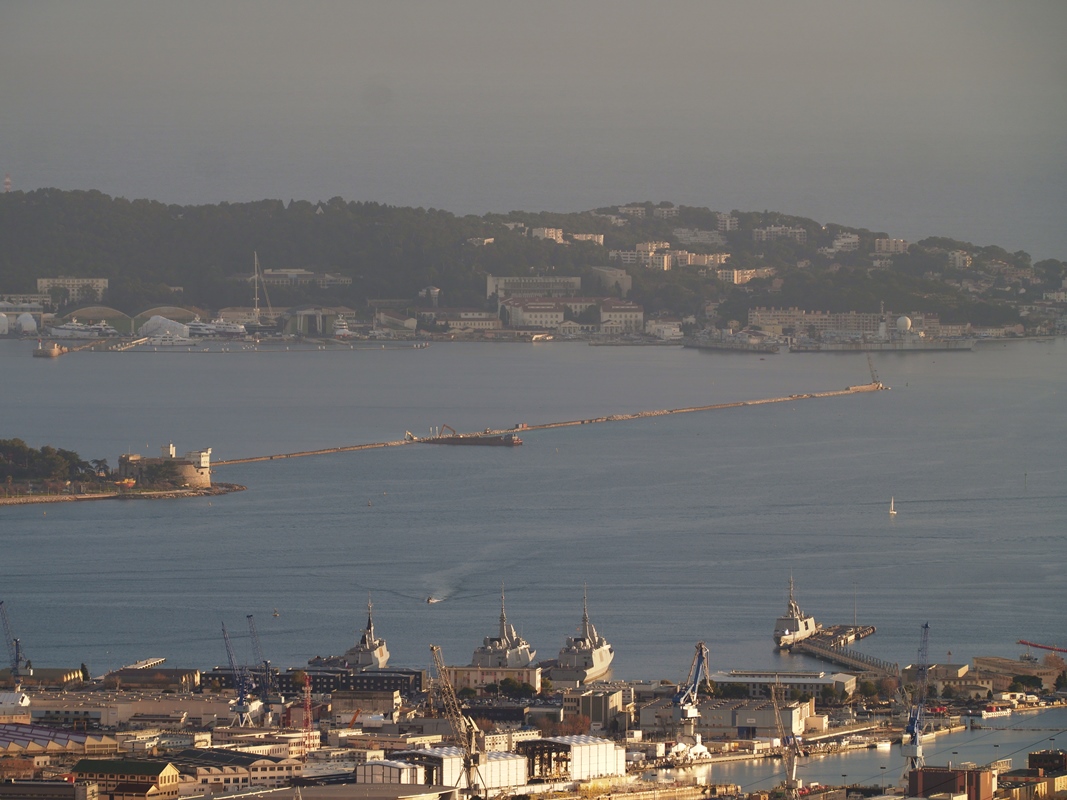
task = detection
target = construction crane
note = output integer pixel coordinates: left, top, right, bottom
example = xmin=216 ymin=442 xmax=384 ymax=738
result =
xmin=302 ymin=672 xmax=316 ymax=758
xmin=672 ymin=642 xmax=712 ymax=739
xmin=901 ymin=622 xmax=931 ymax=777
xmin=0 ymin=600 xmax=31 ymax=693
xmin=866 ymin=354 xmax=882 ymax=388
xmin=771 ymin=679 xmax=803 ymax=800
xmin=222 ymin=622 xmax=253 ymax=727
xmin=246 ymin=614 xmax=274 ymax=726
xmin=1018 ymin=639 xmax=1067 ymax=654
xmin=430 ymin=644 xmax=486 ymax=796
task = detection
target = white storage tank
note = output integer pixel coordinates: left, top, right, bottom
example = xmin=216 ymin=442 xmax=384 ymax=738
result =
xmin=15 ymin=313 xmax=37 ymax=334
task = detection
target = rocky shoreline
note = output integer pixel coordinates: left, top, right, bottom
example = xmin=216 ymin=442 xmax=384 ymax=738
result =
xmin=0 ymin=482 xmax=246 ymax=506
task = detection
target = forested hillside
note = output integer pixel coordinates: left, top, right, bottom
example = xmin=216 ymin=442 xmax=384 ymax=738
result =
xmin=2 ymin=190 xmax=1059 ymax=327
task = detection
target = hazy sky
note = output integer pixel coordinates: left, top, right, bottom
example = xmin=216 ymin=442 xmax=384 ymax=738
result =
xmin=3 ymin=1 xmax=1066 ymax=258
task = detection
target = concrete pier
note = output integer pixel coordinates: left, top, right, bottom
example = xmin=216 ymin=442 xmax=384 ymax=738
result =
xmin=213 ymin=381 xmax=887 ymax=467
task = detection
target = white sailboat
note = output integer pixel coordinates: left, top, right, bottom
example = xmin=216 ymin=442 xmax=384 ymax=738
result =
xmin=889 ymin=497 xmax=897 ymax=516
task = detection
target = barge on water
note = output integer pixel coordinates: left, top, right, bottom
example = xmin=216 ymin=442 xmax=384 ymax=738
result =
xmin=407 ymin=424 xmax=523 ymax=446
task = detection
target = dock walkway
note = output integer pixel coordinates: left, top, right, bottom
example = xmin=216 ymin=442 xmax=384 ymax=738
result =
xmin=214 ymin=381 xmax=886 ymax=467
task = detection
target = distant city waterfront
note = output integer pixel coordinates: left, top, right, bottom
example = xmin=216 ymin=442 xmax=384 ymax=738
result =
xmin=1 ymin=338 xmax=1064 ymax=685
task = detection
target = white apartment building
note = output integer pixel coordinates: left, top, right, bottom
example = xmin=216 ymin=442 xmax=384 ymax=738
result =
xmin=673 ymin=228 xmax=726 ymax=247
xmin=570 ymin=233 xmax=605 ymax=245
xmin=652 ymin=206 xmax=678 ymax=218
xmin=645 ymin=252 xmax=671 ymax=271
xmin=637 ymin=241 xmax=671 ymax=254
xmin=716 ymin=213 xmax=739 ymax=232
xmin=37 ymin=277 xmax=109 ymax=302
xmin=717 ymin=267 xmax=776 ymax=285
xmin=609 ymin=250 xmax=641 ymax=266
xmin=531 ymin=227 xmax=564 ymax=243
xmin=501 ymin=299 xmax=565 ymax=330
xmin=617 ymin=205 xmax=646 ymax=217
xmin=753 ymin=225 xmax=807 ymax=243
xmin=486 ymin=274 xmax=582 ymax=299
xmin=874 ymin=237 xmax=910 ymax=254
xmin=600 ymin=299 xmax=644 ymax=332
xmin=831 ymin=233 xmax=861 ymax=251
xmin=948 ymin=250 xmax=973 ymax=269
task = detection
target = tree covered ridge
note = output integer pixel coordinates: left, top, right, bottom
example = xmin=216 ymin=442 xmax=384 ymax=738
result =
xmin=0 ymin=438 xmax=104 ymax=484
xmin=1 ymin=189 xmax=1062 ymax=327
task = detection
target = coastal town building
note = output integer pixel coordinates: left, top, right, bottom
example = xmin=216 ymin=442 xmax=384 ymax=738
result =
xmin=753 ymin=225 xmax=807 ymax=244
xmin=599 ymin=299 xmax=644 ymax=333
xmin=258 ymin=269 xmax=352 ymax=289
xmin=570 ymin=233 xmax=605 ymax=246
xmin=948 ymin=250 xmax=973 ymax=269
xmin=375 ymin=309 xmax=418 ymax=331
xmin=908 ymin=764 xmax=996 ymax=800
xmin=415 ymin=309 xmax=501 ymax=331
xmin=717 ymin=213 xmax=739 ymax=232
xmin=708 ymin=670 xmax=856 ymax=699
xmin=673 ymin=228 xmax=726 ymax=247
xmin=970 ymin=657 xmax=1061 ymax=691
xmin=71 ymin=759 xmax=181 ymax=800
xmin=742 ymin=307 xmax=965 ymax=339
xmin=440 ymin=665 xmax=541 ymax=696
xmin=652 ymin=206 xmax=678 ymax=218
xmin=36 ymin=278 xmax=108 ymax=303
xmin=637 ymin=697 xmax=812 ymax=740
xmin=531 ymin=227 xmax=564 ymax=243
xmin=874 ymin=237 xmax=910 ymax=254
xmin=499 ymin=299 xmax=565 ymax=330
xmin=486 ymin=275 xmax=582 ymax=300
xmin=515 ymin=735 xmax=626 ymax=781
xmin=616 ymin=205 xmax=646 ymax=218
xmin=830 ymin=233 xmax=861 ymax=252
xmin=590 ymin=266 xmax=632 ymax=297
xmin=563 ymin=688 xmax=627 ymax=731
xmin=717 ymin=267 xmax=776 ymax=285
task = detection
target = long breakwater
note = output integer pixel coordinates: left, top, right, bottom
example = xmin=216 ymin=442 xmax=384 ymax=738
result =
xmin=212 ymin=381 xmax=886 ymax=467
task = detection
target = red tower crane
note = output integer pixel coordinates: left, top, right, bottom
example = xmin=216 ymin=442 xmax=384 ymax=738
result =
xmin=1018 ymin=639 xmax=1067 ymax=654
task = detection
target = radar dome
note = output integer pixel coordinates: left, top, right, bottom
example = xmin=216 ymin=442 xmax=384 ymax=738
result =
xmin=896 ymin=315 xmax=912 ymax=332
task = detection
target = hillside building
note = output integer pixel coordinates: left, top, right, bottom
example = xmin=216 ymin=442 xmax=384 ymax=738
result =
xmin=874 ymin=238 xmax=910 ymax=254
xmin=753 ymin=225 xmax=807 ymax=244
xmin=486 ymin=275 xmax=581 ymax=300
xmin=36 ymin=278 xmax=108 ymax=303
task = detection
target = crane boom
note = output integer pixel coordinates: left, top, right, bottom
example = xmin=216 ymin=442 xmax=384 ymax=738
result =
xmin=902 ymin=622 xmax=931 ymax=777
xmin=222 ymin=622 xmax=253 ymax=726
xmin=771 ymin=680 xmax=802 ymax=800
xmin=0 ymin=600 xmax=29 ymax=693
xmin=1018 ymin=639 xmax=1067 ymax=654
xmin=246 ymin=614 xmax=273 ymax=725
xmin=430 ymin=645 xmax=484 ymax=795
xmin=672 ymin=642 xmax=711 ymax=709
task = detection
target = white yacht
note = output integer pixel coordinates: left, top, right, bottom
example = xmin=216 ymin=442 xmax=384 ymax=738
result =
xmin=332 ymin=315 xmax=355 ymax=339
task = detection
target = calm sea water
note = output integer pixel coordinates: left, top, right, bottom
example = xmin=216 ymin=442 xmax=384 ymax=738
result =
xmin=1 ymin=339 xmax=1064 ymax=687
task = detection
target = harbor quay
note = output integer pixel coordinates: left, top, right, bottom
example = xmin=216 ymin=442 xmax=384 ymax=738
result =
xmin=1 ymin=590 xmax=1063 ymax=800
